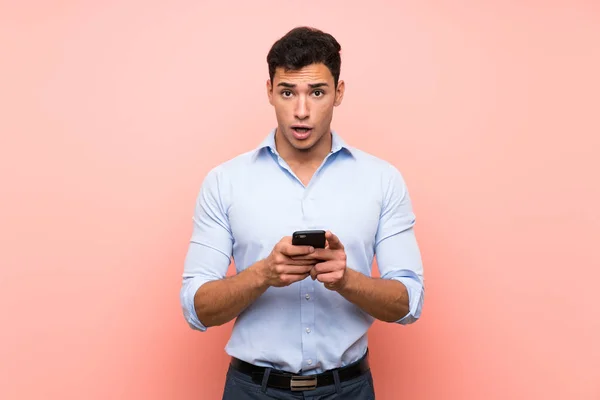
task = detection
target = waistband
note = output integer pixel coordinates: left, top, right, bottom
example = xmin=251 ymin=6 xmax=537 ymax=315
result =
xmin=229 ymin=351 xmax=370 ymax=392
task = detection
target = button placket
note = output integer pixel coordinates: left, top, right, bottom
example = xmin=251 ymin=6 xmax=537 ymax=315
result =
xmin=299 ymin=275 xmax=316 ymax=370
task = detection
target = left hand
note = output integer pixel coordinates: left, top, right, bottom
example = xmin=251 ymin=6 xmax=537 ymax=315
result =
xmin=298 ymin=231 xmax=348 ymax=291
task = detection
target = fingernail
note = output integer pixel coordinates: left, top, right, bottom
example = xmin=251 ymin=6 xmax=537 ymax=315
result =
xmin=309 ymin=247 xmax=314 ymax=252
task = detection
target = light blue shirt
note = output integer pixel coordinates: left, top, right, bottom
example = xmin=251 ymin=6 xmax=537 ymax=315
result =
xmin=180 ymin=129 xmax=424 ymax=375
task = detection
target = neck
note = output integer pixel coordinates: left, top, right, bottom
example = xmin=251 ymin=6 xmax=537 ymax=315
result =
xmin=275 ymin=128 xmax=332 ymax=167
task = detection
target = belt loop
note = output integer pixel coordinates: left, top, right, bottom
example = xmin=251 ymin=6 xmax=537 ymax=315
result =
xmin=333 ymin=370 xmax=342 ymax=393
xmin=261 ymin=367 xmax=272 ymax=393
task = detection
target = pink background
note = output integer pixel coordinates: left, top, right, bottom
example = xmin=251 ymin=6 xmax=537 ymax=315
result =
xmin=1 ymin=1 xmax=599 ymax=399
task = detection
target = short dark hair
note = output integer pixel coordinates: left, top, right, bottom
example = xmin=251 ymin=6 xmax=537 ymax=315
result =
xmin=267 ymin=26 xmax=342 ymax=87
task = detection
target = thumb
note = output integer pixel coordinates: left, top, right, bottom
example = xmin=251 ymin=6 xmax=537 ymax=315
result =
xmin=325 ymin=231 xmax=344 ymax=250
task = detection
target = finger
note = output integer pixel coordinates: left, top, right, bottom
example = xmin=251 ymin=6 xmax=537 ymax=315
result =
xmin=315 ymin=271 xmax=341 ymax=284
xmin=325 ymin=231 xmax=344 ymax=250
xmin=282 ymin=259 xmax=316 ymax=270
xmin=310 ymin=268 xmax=318 ymax=280
xmin=289 ymin=254 xmax=317 ymax=261
xmin=282 ymin=243 xmax=315 ymax=257
xmin=281 ymin=273 xmax=310 ymax=285
xmin=313 ymin=261 xmax=337 ymax=274
xmin=286 ymin=258 xmax=318 ymax=266
xmin=309 ymin=248 xmax=336 ymax=261
xmin=280 ymin=264 xmax=314 ymax=274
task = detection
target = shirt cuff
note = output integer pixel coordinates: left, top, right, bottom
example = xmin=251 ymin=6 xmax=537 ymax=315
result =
xmin=390 ymin=275 xmax=424 ymax=325
xmin=180 ymin=275 xmax=212 ymax=332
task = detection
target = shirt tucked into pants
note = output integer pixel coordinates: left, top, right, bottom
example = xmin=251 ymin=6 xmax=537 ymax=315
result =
xmin=181 ymin=130 xmax=424 ymax=399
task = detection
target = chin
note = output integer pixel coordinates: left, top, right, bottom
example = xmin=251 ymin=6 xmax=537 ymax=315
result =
xmin=293 ymin=142 xmax=315 ymax=152
xmin=291 ymin=136 xmax=319 ymax=150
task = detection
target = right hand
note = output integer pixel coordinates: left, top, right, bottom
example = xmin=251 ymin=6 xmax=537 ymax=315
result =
xmin=257 ymin=237 xmax=317 ymax=287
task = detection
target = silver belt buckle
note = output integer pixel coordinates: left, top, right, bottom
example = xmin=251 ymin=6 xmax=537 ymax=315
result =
xmin=290 ymin=375 xmax=317 ymax=391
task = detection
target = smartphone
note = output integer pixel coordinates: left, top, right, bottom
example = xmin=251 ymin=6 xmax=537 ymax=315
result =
xmin=292 ymin=230 xmax=326 ymax=248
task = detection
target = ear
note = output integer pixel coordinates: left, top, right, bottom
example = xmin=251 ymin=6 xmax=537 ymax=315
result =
xmin=267 ymin=79 xmax=274 ymax=105
xmin=334 ymin=80 xmax=345 ymax=107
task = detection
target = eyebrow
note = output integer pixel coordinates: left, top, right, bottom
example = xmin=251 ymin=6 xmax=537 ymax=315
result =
xmin=277 ymin=82 xmax=329 ymax=88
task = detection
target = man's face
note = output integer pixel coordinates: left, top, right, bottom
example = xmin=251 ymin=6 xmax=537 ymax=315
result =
xmin=267 ymin=63 xmax=344 ymax=153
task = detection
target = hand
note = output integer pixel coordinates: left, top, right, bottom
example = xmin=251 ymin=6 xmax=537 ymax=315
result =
xmin=306 ymin=231 xmax=348 ymax=291
xmin=257 ymin=237 xmax=317 ymax=287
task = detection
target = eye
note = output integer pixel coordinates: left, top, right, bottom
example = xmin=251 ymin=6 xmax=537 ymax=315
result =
xmin=313 ymin=90 xmax=324 ymax=97
xmin=281 ymin=90 xmax=293 ymax=98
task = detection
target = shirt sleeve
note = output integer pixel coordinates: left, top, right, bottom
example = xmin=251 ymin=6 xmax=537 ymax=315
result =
xmin=374 ymin=164 xmax=425 ymax=325
xmin=180 ymin=167 xmax=233 ymax=332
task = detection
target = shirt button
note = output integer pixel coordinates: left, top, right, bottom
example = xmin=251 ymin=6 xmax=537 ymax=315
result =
xmin=305 ymin=294 xmax=310 ymax=300
xmin=306 ymin=328 xmax=311 ymax=333
xmin=307 ymin=359 xmax=313 ymax=365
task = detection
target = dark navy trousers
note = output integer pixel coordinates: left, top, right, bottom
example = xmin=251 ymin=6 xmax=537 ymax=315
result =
xmin=221 ymin=365 xmax=376 ymax=399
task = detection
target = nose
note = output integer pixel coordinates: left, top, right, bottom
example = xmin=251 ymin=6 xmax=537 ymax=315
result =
xmin=294 ymin=95 xmax=309 ymax=120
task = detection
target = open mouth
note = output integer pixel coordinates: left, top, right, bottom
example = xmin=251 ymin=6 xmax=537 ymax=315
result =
xmin=291 ymin=126 xmax=312 ymax=140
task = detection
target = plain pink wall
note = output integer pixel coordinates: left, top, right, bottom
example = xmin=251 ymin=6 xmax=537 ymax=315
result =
xmin=1 ymin=1 xmax=599 ymax=399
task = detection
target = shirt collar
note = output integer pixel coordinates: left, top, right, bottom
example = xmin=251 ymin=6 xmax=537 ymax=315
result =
xmin=253 ymin=128 xmax=353 ymax=160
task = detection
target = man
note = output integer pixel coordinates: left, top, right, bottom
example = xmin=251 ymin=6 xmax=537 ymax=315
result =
xmin=180 ymin=26 xmax=424 ymax=399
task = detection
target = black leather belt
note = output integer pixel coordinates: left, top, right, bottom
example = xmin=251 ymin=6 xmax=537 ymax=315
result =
xmin=229 ymin=351 xmax=370 ymax=391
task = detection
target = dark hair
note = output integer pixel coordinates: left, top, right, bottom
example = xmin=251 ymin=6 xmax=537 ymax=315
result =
xmin=267 ymin=26 xmax=342 ymax=87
